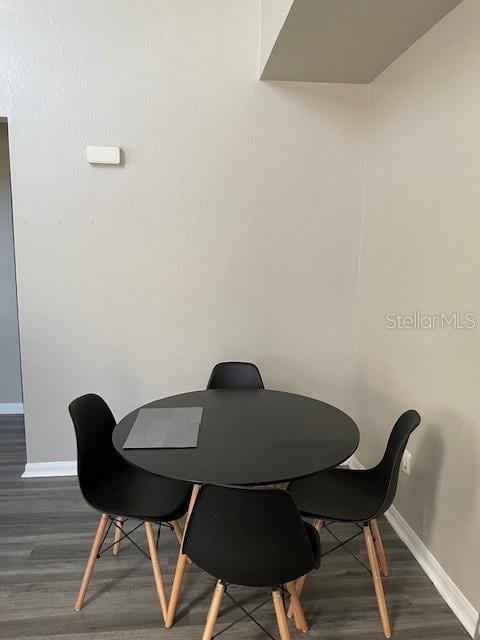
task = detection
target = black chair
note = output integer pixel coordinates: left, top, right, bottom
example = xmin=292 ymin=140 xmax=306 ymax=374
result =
xmin=69 ymin=393 xmax=192 ymax=621
xmin=206 ymin=361 xmax=264 ymax=389
xmin=183 ymin=484 xmax=320 ymax=640
xmin=288 ymin=409 xmax=421 ymax=638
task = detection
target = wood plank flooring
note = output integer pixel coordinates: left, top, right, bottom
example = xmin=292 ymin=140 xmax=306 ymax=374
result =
xmin=0 ymin=416 xmax=469 ymax=639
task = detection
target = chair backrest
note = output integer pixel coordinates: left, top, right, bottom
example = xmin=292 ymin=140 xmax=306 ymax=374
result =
xmin=183 ymin=484 xmax=318 ymax=588
xmin=206 ymin=362 xmax=264 ymax=390
xmin=68 ymin=393 xmax=118 ymax=506
xmin=374 ymin=409 xmax=421 ymax=515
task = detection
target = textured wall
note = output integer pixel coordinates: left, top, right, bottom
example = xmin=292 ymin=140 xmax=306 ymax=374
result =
xmin=0 ymin=0 xmax=367 ymax=462
xmin=0 ymin=123 xmax=22 ymax=404
xmin=356 ymin=0 xmax=480 ymax=610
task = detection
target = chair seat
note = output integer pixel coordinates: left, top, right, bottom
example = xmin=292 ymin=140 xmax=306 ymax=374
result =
xmin=289 ymin=468 xmax=386 ymax=523
xmin=84 ymin=460 xmax=192 ymax=522
xmin=207 ymin=362 xmax=264 ymax=389
xmin=205 ymin=520 xmax=319 ymax=587
xmin=304 ymin=521 xmax=321 ymax=568
xmin=184 ymin=485 xmax=320 ymax=588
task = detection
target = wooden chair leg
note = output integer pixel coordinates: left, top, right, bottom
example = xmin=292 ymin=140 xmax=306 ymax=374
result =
xmin=287 ymin=574 xmax=306 ymax=619
xmin=166 ymin=551 xmax=188 ymax=628
xmin=364 ymin=524 xmax=392 ymax=638
xmin=145 ymin=521 xmax=168 ymax=623
xmin=202 ymin=580 xmax=225 ymax=640
xmin=112 ymin=517 xmax=124 ymax=556
xmin=313 ymin=518 xmax=324 ymax=531
xmin=165 ymin=483 xmax=201 ymax=628
xmin=172 ymin=520 xmax=183 ymax=546
xmin=287 ymin=518 xmax=322 ymax=619
xmin=272 ymin=589 xmax=291 ymax=640
xmin=171 ymin=519 xmax=191 ymax=563
xmin=370 ymin=518 xmax=389 ymax=577
xmin=74 ymin=513 xmax=109 ymax=611
xmin=286 ymin=581 xmax=308 ymax=632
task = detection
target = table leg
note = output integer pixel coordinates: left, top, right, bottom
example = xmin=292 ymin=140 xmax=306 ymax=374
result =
xmin=165 ymin=483 xmax=201 ymax=628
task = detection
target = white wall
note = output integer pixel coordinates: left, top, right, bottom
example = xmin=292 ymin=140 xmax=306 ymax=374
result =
xmin=356 ymin=0 xmax=480 ymax=611
xmin=259 ymin=0 xmax=293 ymax=74
xmin=0 ymin=123 xmax=22 ymax=405
xmin=0 ymin=1 xmax=367 ymax=463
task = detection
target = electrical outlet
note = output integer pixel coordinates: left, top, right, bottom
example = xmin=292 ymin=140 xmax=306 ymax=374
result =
xmin=401 ymin=449 xmax=412 ymax=476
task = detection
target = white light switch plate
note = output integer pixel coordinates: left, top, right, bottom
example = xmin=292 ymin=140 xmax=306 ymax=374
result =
xmin=87 ymin=146 xmax=121 ymax=165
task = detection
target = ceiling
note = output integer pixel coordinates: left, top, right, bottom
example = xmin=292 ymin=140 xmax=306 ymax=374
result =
xmin=260 ymin=0 xmax=463 ymax=83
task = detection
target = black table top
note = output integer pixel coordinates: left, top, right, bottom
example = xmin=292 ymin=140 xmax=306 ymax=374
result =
xmin=113 ymin=389 xmax=359 ymax=486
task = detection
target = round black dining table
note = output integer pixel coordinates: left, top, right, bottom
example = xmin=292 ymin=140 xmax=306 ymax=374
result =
xmin=112 ymin=388 xmax=359 ymax=628
xmin=112 ymin=389 xmax=359 ymax=486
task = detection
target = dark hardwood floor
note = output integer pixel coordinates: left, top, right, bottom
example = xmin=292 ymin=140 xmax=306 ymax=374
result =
xmin=0 ymin=415 xmax=469 ymax=639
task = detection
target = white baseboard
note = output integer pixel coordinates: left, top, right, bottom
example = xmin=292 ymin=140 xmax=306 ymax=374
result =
xmin=22 ymin=460 xmax=77 ymax=478
xmin=349 ymin=455 xmax=478 ymax=637
xmin=0 ymin=402 xmax=24 ymax=414
xmin=387 ymin=503 xmax=478 ymax=636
